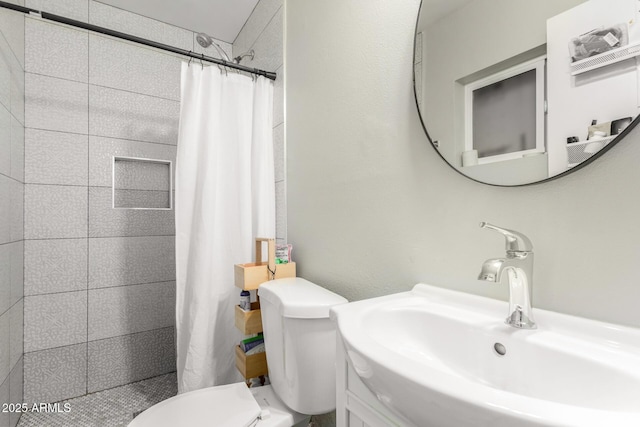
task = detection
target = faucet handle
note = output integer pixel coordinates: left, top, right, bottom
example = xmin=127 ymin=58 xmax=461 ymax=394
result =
xmin=480 ymin=222 xmax=533 ymax=252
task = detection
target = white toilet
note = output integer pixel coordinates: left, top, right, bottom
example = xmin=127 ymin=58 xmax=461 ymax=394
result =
xmin=129 ymin=277 xmax=347 ymax=427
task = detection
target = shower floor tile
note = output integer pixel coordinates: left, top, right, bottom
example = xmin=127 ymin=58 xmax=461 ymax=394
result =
xmin=17 ymin=372 xmax=177 ymax=427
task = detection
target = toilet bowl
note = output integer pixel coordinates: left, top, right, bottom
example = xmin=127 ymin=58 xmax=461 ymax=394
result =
xmin=129 ymin=277 xmax=347 ymax=427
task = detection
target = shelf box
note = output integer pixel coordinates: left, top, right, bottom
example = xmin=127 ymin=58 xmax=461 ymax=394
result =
xmin=566 ymin=136 xmax=615 ymax=167
xmin=274 ymin=262 xmax=296 ymax=281
xmin=234 ymin=262 xmax=296 ymax=290
xmin=235 ymin=302 xmax=263 ymax=335
xmin=235 ymin=345 xmax=268 ymax=379
xmin=234 ymin=262 xmax=268 ymax=290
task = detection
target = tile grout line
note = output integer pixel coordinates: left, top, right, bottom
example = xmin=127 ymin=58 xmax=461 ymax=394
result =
xmin=244 ymin=4 xmax=284 ymax=60
xmin=24 ymin=279 xmax=177 ymax=298
xmin=86 ymin=24 xmax=90 ymax=397
xmin=0 ymin=170 xmax=24 ymax=184
xmin=0 ymin=296 xmax=22 ymax=322
xmin=24 ymin=234 xmax=176 ymax=241
xmin=24 ymin=126 xmax=179 ymax=148
xmin=24 ymin=183 xmax=174 ymax=192
xmin=0 ymin=239 xmax=24 ymax=246
xmin=25 ymin=70 xmax=181 ymax=103
xmin=0 ymin=15 xmax=23 ymax=72
xmin=23 ymin=326 xmax=175 ymax=357
xmin=20 ymin=6 xmax=26 ymax=419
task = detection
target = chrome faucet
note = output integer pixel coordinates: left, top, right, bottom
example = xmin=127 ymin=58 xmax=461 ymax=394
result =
xmin=478 ymin=222 xmax=536 ymax=329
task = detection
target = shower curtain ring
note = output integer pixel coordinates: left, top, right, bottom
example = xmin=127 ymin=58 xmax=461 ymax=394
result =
xmin=199 ymin=53 xmax=204 ymax=69
xmin=188 ymin=51 xmax=193 ymax=67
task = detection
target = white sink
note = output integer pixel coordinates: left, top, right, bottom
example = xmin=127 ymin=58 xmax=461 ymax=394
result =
xmin=331 ymin=284 xmax=640 ymax=427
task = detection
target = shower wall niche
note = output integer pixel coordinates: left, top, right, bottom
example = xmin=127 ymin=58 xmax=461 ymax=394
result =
xmin=20 ymin=0 xmax=230 ymax=404
xmin=112 ymin=157 xmax=173 ymax=210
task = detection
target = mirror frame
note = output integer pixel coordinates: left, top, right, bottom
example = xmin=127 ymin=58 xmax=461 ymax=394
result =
xmin=412 ymin=1 xmax=640 ymax=187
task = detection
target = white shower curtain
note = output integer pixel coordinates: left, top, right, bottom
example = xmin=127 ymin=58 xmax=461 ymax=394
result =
xmin=175 ymin=62 xmax=275 ymax=393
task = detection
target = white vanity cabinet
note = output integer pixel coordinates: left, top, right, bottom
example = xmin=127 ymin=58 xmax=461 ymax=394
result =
xmin=335 ymin=331 xmax=411 ymax=427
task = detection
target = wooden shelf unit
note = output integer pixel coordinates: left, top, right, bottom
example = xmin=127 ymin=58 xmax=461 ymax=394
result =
xmin=233 ymin=238 xmax=296 ymax=382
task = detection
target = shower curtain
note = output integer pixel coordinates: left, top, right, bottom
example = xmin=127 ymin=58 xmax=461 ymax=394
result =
xmin=175 ymin=62 xmax=275 ymax=393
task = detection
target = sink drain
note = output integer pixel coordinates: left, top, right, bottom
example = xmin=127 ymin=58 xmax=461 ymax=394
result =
xmin=493 ymin=342 xmax=506 ymax=356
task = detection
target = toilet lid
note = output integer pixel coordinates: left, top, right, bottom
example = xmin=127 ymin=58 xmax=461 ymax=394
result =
xmin=128 ymin=382 xmax=262 ymax=427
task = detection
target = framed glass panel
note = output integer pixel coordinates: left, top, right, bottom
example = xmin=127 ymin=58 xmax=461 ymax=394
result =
xmin=465 ymin=57 xmax=546 ymax=164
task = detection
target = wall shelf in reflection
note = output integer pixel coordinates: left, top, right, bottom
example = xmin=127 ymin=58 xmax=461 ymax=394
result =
xmin=566 ymin=135 xmax=616 ymax=167
xmin=571 ymin=40 xmax=640 ymax=76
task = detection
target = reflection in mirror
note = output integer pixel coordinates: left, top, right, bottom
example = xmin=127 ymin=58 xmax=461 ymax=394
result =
xmin=415 ymin=0 xmax=640 ymax=185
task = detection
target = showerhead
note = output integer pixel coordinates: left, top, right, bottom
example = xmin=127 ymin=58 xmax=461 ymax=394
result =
xmin=195 ymin=32 xmax=231 ymax=62
xmin=195 ymin=32 xmax=212 ymax=48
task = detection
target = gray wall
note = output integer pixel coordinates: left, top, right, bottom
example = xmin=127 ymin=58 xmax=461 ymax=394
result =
xmin=233 ymin=0 xmax=285 ymax=243
xmin=286 ymin=0 xmax=640 ymax=329
xmin=21 ymin=0 xmax=230 ymax=404
xmin=0 ymin=1 xmax=24 ymax=426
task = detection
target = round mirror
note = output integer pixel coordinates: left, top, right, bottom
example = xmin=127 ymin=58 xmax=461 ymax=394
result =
xmin=414 ymin=0 xmax=640 ymax=186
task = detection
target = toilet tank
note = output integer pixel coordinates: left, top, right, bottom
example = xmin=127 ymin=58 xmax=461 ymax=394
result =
xmin=258 ymin=278 xmax=347 ymax=415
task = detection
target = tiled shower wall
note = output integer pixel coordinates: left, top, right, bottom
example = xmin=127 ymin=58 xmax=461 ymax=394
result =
xmin=0 ymin=1 xmax=25 ymax=426
xmin=233 ymin=0 xmax=286 ymax=243
xmin=21 ymin=0 xmax=232 ymax=403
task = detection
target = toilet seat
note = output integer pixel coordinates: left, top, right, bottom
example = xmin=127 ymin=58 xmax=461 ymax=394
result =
xmin=129 ymin=382 xmax=260 ymax=427
xmin=128 ymin=383 xmax=306 ymax=427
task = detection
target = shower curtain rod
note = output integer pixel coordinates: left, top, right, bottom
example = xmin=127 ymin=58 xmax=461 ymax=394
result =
xmin=0 ymin=0 xmax=277 ymax=81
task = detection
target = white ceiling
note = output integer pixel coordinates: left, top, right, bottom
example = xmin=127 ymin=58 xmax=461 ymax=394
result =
xmin=96 ymin=0 xmax=260 ymax=44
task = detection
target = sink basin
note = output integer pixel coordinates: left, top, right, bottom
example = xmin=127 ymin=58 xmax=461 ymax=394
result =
xmin=331 ymin=284 xmax=640 ymax=427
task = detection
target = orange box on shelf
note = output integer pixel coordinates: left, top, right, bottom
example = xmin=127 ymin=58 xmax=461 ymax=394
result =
xmin=273 ymin=261 xmax=296 ymax=280
xmin=235 ymin=345 xmax=268 ymax=379
xmin=234 ymin=262 xmax=268 ymax=290
xmin=235 ymin=301 xmax=263 ymax=335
